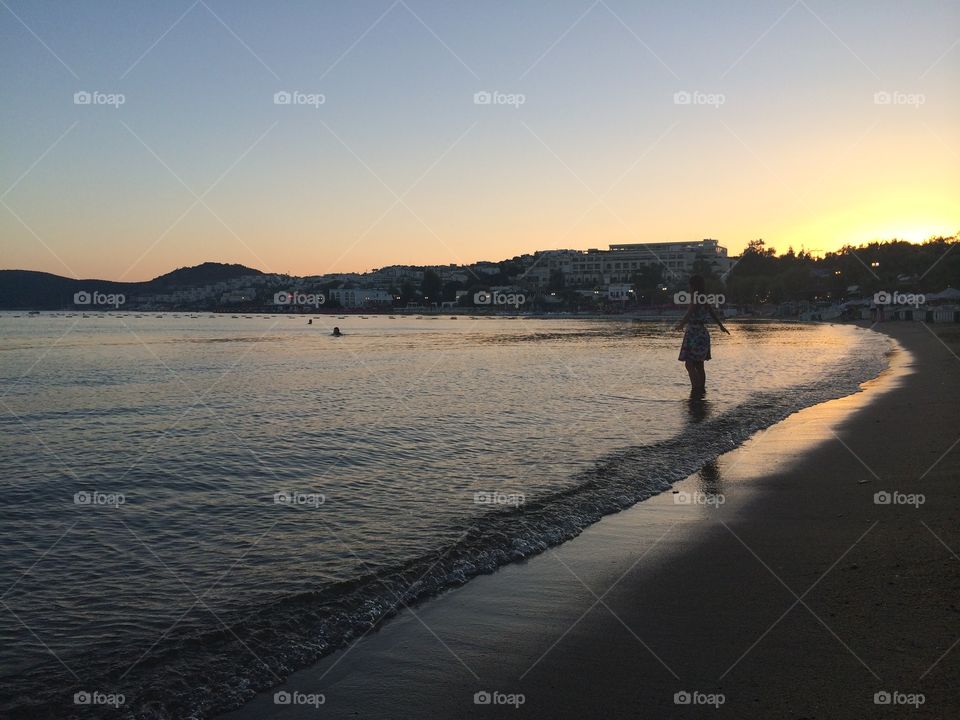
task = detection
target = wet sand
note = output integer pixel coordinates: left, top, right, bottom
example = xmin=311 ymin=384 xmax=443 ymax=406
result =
xmin=222 ymin=322 xmax=960 ymax=719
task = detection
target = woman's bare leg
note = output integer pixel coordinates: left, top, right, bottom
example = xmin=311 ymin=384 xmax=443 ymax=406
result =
xmin=685 ymin=361 xmax=706 ymax=397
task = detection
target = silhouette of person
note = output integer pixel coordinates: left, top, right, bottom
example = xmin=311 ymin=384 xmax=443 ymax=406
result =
xmin=674 ymin=274 xmax=730 ymax=397
xmin=332 ymin=326 xmax=342 ymax=336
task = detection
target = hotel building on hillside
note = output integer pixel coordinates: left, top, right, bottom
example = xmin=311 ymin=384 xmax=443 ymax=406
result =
xmin=526 ymin=239 xmax=734 ymax=288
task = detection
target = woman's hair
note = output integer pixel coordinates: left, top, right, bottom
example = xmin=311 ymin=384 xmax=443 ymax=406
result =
xmin=689 ymin=274 xmax=706 ymax=294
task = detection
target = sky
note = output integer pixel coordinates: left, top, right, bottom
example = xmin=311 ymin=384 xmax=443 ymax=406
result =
xmin=1 ymin=0 xmax=958 ymax=281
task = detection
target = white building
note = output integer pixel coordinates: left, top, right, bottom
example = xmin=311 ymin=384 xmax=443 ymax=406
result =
xmin=369 ymin=266 xmax=423 ymax=284
xmin=567 ymin=239 xmax=733 ymax=285
xmin=472 ymin=262 xmax=501 ymax=276
xmin=220 ymin=289 xmax=256 ymax=304
xmin=327 ymin=288 xmax=393 ymax=308
xmin=606 ymin=283 xmax=634 ymax=301
xmin=440 ymin=270 xmax=470 ymax=284
xmin=522 ymin=250 xmax=580 ymax=288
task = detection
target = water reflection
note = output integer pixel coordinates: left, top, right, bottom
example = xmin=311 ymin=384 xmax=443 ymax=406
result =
xmin=697 ymin=459 xmax=724 ymax=497
xmin=685 ymin=396 xmax=711 ymax=423
xmin=684 ymin=397 xmax=724 ymax=498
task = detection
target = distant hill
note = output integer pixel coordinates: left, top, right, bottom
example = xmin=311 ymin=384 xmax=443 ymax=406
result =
xmin=0 ymin=263 xmax=264 ymax=309
xmin=147 ymin=262 xmax=264 ymax=289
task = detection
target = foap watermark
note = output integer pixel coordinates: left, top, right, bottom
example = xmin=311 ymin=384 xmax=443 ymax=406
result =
xmin=873 ymin=91 xmax=925 ymax=108
xmin=674 ymin=291 xmax=724 ymax=306
xmin=74 ymin=690 xmax=125 ymax=708
xmin=274 ymin=90 xmax=326 ymax=108
xmin=74 ymin=90 xmax=125 ymax=108
xmin=474 ymin=491 xmax=525 ymax=508
xmin=874 ymin=690 xmax=925 ymax=708
xmin=273 ymin=690 xmax=325 ymax=708
xmin=274 ymin=491 xmax=325 ymax=508
xmin=874 ymin=491 xmax=925 ymax=508
xmin=74 ymin=491 xmax=125 ymax=508
xmin=274 ymin=291 xmax=325 ymax=307
xmin=473 ymin=690 xmax=525 ymax=708
xmin=474 ymin=290 xmax=525 ymax=307
xmin=674 ymin=690 xmax=725 ymax=707
xmin=673 ymin=90 xmax=725 ymax=108
xmin=873 ymin=291 xmax=925 ymax=307
xmin=673 ymin=490 xmax=725 ymax=508
xmin=473 ymin=90 xmax=526 ymax=108
xmin=74 ymin=290 xmax=125 ymax=308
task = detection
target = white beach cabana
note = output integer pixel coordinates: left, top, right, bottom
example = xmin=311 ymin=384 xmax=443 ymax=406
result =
xmin=920 ymin=288 xmax=960 ymax=323
xmin=927 ymin=287 xmax=960 ymax=303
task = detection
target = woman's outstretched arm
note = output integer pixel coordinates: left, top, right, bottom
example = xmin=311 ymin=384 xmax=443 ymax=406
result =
xmin=707 ymin=304 xmax=731 ymax=334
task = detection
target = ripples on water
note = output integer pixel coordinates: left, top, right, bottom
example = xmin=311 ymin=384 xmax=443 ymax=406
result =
xmin=0 ymin=314 xmax=889 ymax=718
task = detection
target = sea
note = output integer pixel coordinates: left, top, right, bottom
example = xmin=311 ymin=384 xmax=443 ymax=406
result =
xmin=0 ymin=312 xmax=891 ymax=718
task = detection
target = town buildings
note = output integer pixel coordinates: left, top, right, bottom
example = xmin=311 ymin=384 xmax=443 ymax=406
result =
xmin=136 ymin=240 xmax=738 ymax=309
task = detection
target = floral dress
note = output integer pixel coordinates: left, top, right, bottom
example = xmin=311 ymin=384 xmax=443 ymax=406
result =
xmin=678 ymin=304 xmax=712 ymax=362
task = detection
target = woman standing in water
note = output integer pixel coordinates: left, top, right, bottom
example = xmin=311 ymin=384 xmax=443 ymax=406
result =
xmin=674 ymin=274 xmax=730 ymax=397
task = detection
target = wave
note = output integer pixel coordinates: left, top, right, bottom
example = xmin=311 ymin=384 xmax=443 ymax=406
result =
xmin=0 ymin=340 xmax=890 ymax=719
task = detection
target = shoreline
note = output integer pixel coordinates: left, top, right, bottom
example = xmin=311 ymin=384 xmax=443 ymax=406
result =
xmin=221 ymin=322 xmax=960 ymax=719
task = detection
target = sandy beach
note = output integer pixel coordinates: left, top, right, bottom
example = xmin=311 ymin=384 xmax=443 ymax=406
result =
xmin=221 ymin=321 xmax=960 ymax=719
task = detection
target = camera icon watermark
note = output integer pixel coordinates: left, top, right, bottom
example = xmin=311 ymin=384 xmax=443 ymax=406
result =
xmin=873 ymin=290 xmax=925 ymax=307
xmin=274 ymin=290 xmax=325 ymax=307
xmin=274 ymin=90 xmax=326 ymax=108
xmin=673 ymin=90 xmax=725 ymax=108
xmin=673 ymin=690 xmax=725 ymax=707
xmin=873 ymin=690 xmax=925 ymax=707
xmin=673 ymin=490 xmax=725 ymax=508
xmin=873 ymin=490 xmax=925 ymax=508
xmin=274 ymin=491 xmax=325 ymax=508
xmin=473 ymin=690 xmax=525 ymax=707
xmin=873 ymin=90 xmax=925 ymax=108
xmin=74 ymin=290 xmax=125 ymax=308
xmin=473 ymin=90 xmax=526 ymax=108
xmin=674 ymin=291 xmax=724 ymax=306
xmin=73 ymin=690 xmax=125 ymax=707
xmin=474 ymin=491 xmax=525 ymax=508
xmin=74 ymin=90 xmax=125 ymax=108
xmin=474 ymin=291 xmax=525 ymax=307
xmin=273 ymin=690 xmax=325 ymax=708
xmin=74 ymin=491 xmax=126 ymax=508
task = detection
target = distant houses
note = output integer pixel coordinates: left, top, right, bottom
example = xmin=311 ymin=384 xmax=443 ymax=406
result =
xmin=15 ymin=239 xmax=737 ymax=311
xmin=12 ymin=235 xmax=956 ymax=315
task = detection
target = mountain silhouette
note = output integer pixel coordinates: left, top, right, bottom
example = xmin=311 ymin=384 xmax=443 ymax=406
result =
xmin=0 ymin=262 xmax=264 ymax=309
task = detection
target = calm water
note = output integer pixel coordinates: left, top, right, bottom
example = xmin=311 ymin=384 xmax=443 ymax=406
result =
xmin=0 ymin=313 xmax=890 ymax=718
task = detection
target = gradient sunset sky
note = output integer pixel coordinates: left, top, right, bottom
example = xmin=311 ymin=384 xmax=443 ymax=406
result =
xmin=2 ymin=0 xmax=958 ymax=281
